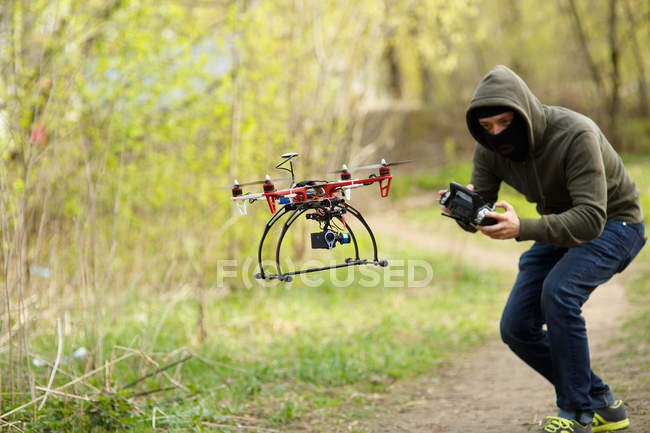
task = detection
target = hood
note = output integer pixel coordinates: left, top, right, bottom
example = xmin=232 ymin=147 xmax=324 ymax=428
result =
xmin=466 ymin=65 xmax=547 ymax=156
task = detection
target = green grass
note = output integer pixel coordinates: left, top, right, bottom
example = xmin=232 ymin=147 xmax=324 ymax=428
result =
xmin=621 ymin=264 xmax=650 ymax=386
xmin=7 ymin=240 xmax=510 ymax=432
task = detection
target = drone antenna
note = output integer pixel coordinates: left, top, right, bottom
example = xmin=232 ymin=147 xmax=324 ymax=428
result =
xmin=276 ymin=153 xmax=299 ymax=187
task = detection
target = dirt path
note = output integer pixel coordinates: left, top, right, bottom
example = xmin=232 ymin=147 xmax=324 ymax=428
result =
xmin=362 ymin=211 xmax=642 ymax=433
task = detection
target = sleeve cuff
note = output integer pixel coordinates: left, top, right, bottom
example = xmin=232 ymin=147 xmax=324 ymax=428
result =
xmin=518 ymin=217 xmax=541 ymax=242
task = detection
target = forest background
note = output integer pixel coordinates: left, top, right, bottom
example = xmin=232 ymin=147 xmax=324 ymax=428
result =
xmin=1 ymin=0 xmax=649 ymax=431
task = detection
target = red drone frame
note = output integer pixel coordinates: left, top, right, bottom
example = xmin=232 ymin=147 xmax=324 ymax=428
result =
xmin=225 ymin=153 xmax=411 ymax=282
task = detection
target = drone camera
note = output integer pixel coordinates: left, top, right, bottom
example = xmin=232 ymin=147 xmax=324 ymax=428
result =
xmin=311 ymin=230 xmax=351 ymax=249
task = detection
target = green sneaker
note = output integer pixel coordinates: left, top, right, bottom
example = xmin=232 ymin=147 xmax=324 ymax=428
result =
xmin=540 ymin=416 xmax=592 ymax=433
xmin=593 ymin=400 xmax=630 ymax=432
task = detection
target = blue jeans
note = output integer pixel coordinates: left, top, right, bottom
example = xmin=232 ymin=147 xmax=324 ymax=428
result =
xmin=500 ymin=220 xmax=646 ymax=423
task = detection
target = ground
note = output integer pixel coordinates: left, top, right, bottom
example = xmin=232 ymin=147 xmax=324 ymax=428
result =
xmin=347 ymin=209 xmax=649 ymax=433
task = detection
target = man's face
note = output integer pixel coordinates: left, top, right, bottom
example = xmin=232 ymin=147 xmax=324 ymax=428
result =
xmin=478 ymin=111 xmax=514 ymax=136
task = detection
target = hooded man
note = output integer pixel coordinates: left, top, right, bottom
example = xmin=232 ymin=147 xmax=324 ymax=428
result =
xmin=450 ymin=65 xmax=645 ymax=433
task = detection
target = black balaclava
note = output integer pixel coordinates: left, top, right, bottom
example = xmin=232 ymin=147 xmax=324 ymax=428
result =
xmin=474 ymin=106 xmax=529 ymax=162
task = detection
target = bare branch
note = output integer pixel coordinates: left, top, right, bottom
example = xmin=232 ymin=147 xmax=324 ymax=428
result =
xmin=565 ymin=0 xmax=606 ymax=97
xmin=121 ymin=354 xmax=193 ymax=390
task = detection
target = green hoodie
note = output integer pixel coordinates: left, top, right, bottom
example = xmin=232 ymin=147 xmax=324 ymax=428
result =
xmin=466 ymin=65 xmax=643 ymax=248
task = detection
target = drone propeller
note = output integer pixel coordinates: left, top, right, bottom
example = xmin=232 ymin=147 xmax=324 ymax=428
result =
xmin=218 ymin=175 xmax=291 ymax=189
xmin=330 ymin=159 xmax=415 ymax=174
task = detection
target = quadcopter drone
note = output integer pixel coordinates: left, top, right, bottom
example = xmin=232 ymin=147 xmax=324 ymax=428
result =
xmin=224 ymin=153 xmax=411 ymax=282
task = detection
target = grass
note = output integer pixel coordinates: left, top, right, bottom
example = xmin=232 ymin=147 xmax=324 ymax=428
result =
xmin=590 ymin=244 xmax=650 ymax=431
xmin=621 ymin=260 xmax=650 ymax=387
xmin=620 ymin=155 xmax=650 ymax=393
xmin=4 ymin=239 xmax=510 ymax=432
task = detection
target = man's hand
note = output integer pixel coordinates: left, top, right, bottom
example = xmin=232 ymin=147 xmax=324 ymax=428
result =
xmin=477 ymin=201 xmax=520 ymax=240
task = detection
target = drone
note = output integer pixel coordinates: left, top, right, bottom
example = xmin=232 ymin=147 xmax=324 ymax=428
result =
xmin=223 ymin=153 xmax=412 ymax=282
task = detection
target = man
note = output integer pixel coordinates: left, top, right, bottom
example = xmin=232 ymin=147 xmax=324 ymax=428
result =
xmin=445 ymin=65 xmax=645 ymax=433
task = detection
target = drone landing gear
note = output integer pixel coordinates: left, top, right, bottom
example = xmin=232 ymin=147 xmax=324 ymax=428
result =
xmin=254 ymin=198 xmax=388 ymax=282
xmin=255 ymin=258 xmax=389 ymax=282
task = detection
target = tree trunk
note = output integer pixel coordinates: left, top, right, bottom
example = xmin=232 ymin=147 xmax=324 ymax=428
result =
xmin=623 ymin=0 xmax=649 ymax=116
xmin=608 ymin=0 xmax=621 ymax=146
xmin=565 ymin=0 xmax=606 ymax=99
xmin=385 ymin=43 xmax=402 ymax=100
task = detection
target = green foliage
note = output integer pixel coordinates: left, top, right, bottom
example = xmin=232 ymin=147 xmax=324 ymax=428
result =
xmin=389 ymin=160 xmax=473 ymax=199
xmin=12 ymin=390 xmax=143 ymax=432
xmin=621 ymin=117 xmax=650 ymax=152
xmin=271 ymin=399 xmax=297 ymax=425
xmin=623 ymin=154 xmax=650 ymax=225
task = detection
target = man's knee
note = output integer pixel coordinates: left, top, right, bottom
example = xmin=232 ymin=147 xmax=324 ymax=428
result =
xmin=541 ymin=277 xmax=584 ymax=320
xmin=500 ymin=312 xmax=531 ymax=346
xmin=499 ymin=314 xmax=516 ymax=345
xmin=540 ymin=278 xmax=566 ymax=319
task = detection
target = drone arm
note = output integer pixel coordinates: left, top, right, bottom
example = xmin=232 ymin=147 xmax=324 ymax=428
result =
xmin=324 ymin=174 xmax=393 ymax=199
xmin=232 ymin=192 xmax=265 ymax=203
xmin=338 ymin=183 xmax=365 ymax=200
xmin=231 ymin=192 xmax=264 ymax=216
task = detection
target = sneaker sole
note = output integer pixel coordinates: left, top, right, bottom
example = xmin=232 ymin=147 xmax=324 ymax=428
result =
xmin=592 ymin=418 xmax=630 ymax=432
